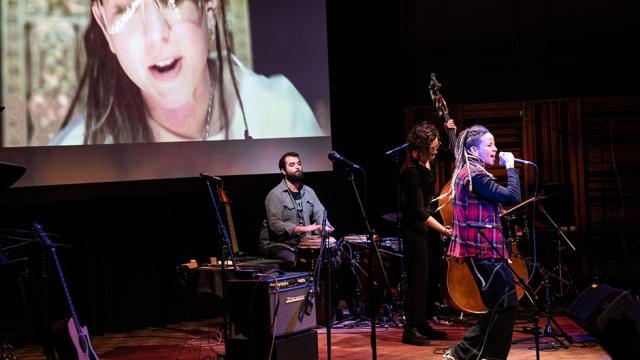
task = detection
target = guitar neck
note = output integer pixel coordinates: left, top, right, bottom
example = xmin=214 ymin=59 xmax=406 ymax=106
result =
xmin=224 ymin=203 xmax=239 ymax=254
xmin=441 ymin=113 xmax=457 ymax=153
xmin=49 ymin=248 xmax=83 ymax=335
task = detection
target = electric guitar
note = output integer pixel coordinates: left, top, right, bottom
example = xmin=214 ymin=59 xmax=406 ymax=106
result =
xmin=33 ymin=221 xmax=99 ymax=360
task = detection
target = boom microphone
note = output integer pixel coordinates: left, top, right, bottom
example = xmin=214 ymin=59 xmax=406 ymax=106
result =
xmin=328 ymin=151 xmax=361 ymax=170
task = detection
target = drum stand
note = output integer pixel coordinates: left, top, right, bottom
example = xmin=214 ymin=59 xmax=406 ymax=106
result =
xmin=332 ymin=243 xmax=401 ymax=329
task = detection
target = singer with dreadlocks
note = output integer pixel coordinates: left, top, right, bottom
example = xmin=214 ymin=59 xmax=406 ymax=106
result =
xmin=442 ymin=125 xmax=521 ymax=360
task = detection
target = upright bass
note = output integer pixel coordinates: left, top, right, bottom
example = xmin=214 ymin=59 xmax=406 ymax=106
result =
xmin=429 ymin=74 xmax=527 ymax=314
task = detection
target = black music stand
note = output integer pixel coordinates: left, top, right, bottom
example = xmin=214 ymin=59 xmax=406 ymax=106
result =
xmin=0 ymin=162 xmax=27 ymax=261
xmin=0 ymin=162 xmax=26 ymax=190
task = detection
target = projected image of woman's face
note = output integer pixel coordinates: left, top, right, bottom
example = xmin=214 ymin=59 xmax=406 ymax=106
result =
xmin=94 ymin=0 xmax=210 ymax=109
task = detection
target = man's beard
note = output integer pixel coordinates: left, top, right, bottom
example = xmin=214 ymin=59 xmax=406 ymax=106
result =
xmin=286 ymin=171 xmax=304 ymax=183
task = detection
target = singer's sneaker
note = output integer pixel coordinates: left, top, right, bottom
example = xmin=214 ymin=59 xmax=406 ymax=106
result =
xmin=443 ymin=349 xmax=457 ymax=360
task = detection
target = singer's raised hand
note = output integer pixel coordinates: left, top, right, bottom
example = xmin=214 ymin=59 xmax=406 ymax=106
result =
xmin=499 ymin=152 xmax=515 ymax=168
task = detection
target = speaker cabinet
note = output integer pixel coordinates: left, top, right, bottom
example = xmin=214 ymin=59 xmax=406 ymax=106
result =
xmin=567 ymin=284 xmax=640 ymax=335
xmin=225 ymin=329 xmax=318 ymax=360
xmin=568 ymin=284 xmax=640 ymax=359
xmin=227 ymin=272 xmax=316 ymax=339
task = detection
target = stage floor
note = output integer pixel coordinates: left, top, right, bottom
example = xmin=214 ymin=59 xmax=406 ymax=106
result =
xmin=12 ymin=315 xmax=610 ymax=359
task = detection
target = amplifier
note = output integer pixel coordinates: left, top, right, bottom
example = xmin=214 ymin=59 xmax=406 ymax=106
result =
xmin=227 ymin=272 xmax=316 ymax=339
xmin=225 ymin=330 xmax=318 ymax=360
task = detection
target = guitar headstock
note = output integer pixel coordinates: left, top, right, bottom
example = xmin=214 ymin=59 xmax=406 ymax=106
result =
xmin=428 ymin=73 xmax=449 ymax=120
xmin=217 ymin=186 xmax=230 ymax=203
xmin=33 ymin=221 xmax=54 ymax=248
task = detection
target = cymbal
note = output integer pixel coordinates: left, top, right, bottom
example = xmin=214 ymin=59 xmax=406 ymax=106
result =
xmin=536 ymin=192 xmax=558 ymax=201
xmin=500 ymin=193 xmax=558 ymax=217
xmin=381 ymin=212 xmax=401 ymax=223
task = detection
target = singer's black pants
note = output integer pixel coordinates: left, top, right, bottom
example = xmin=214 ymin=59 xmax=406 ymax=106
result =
xmin=450 ymin=258 xmax=518 ymax=360
xmin=402 ymin=220 xmax=442 ymax=329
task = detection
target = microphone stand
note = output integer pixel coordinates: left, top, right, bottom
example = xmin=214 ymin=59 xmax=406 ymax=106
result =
xmin=320 ymin=210 xmax=332 ymax=360
xmin=201 ymin=174 xmax=237 ymax=343
xmin=345 ymin=168 xmax=378 ymax=360
xmin=473 ymin=226 xmax=541 ymax=360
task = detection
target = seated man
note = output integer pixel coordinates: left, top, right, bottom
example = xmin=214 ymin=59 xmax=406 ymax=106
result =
xmin=260 ymin=151 xmax=332 ymax=270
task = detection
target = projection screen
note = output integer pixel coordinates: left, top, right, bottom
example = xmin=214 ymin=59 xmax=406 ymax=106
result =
xmin=0 ymin=0 xmax=331 ymax=187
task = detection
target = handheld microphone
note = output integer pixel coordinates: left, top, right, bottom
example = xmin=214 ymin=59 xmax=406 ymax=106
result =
xmin=328 ymin=151 xmax=362 ymax=170
xmin=498 ymin=152 xmax=535 ymax=165
xmin=299 ymin=288 xmax=314 ymax=320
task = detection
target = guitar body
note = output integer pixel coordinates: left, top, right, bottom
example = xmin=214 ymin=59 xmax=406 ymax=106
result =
xmin=51 ymin=319 xmax=99 ymax=360
xmin=442 ymin=257 xmax=487 ymax=314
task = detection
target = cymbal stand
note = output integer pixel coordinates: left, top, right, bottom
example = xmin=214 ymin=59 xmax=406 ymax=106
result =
xmin=384 ymin=143 xmax=409 ymax=323
xmin=537 ymin=202 xmax=577 ymax=300
xmin=513 ymin=258 xmax=573 ymax=349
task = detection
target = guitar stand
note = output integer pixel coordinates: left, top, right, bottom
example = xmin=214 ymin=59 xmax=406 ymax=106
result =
xmin=200 ymin=174 xmax=238 ymax=344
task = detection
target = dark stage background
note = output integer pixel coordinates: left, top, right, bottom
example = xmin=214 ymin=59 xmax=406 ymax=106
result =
xmin=1 ymin=0 xmax=639 ymax=344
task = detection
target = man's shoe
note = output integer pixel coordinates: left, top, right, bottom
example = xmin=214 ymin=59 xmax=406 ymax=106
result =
xmin=402 ymin=327 xmax=431 ymax=346
xmin=418 ymin=323 xmax=448 ymax=340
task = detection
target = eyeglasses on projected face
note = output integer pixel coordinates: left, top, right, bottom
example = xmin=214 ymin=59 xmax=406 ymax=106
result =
xmin=96 ymin=0 xmax=205 ymax=35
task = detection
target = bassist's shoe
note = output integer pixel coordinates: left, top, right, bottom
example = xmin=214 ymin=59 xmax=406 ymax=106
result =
xmin=418 ymin=323 xmax=448 ymax=340
xmin=402 ymin=327 xmax=431 ymax=346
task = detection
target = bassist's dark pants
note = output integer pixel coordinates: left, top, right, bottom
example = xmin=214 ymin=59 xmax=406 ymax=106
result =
xmin=450 ymin=258 xmax=517 ymax=360
xmin=402 ymin=220 xmax=442 ymax=329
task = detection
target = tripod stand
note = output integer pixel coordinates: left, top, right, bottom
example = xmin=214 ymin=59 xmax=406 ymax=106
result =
xmin=513 ymin=258 xmax=574 ymax=350
xmin=512 ymin=200 xmax=576 ymax=350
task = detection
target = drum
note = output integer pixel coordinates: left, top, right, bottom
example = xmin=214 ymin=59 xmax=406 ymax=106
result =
xmin=297 ymin=235 xmax=337 ymax=249
xmin=342 ymin=234 xmax=368 ymax=244
xmin=296 ymin=235 xmax=338 ymax=271
xmin=500 ymin=214 xmax=529 ymax=244
xmin=380 ymin=237 xmax=400 ymax=253
xmin=339 ymin=238 xmax=394 ymax=317
xmin=296 ymin=235 xmax=340 ymax=325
